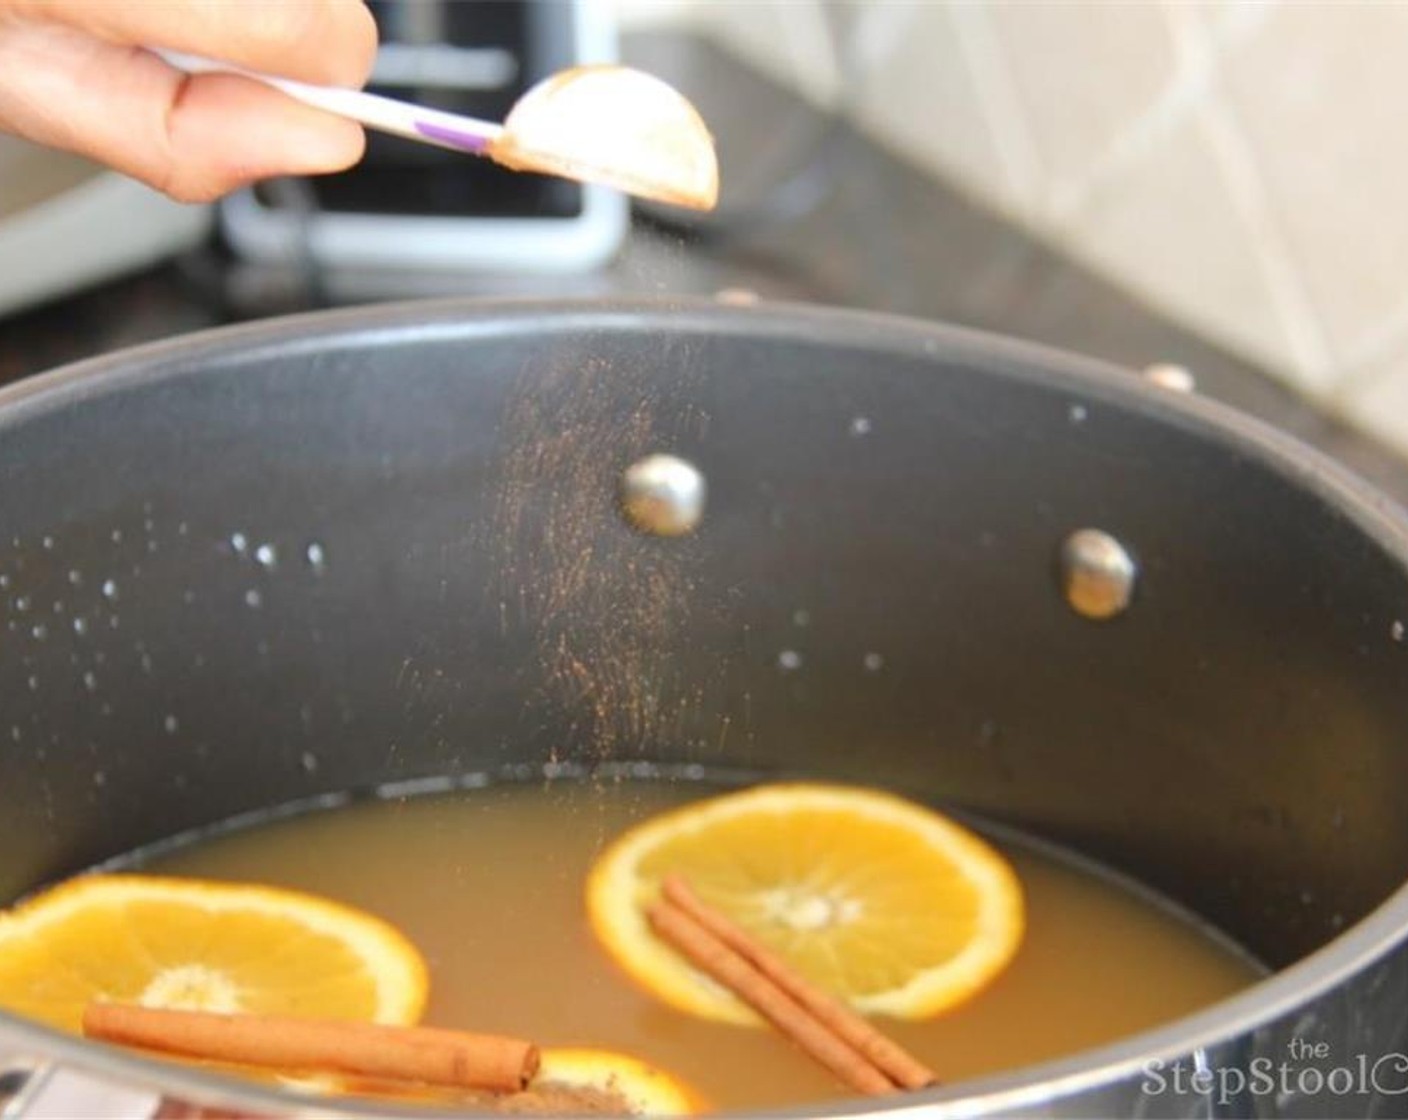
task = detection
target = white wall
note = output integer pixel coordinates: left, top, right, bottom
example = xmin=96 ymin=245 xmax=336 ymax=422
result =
xmin=615 ymin=0 xmax=1408 ymax=461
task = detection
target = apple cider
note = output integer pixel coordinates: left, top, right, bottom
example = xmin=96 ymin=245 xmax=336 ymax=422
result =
xmin=126 ymin=779 xmax=1263 ymax=1113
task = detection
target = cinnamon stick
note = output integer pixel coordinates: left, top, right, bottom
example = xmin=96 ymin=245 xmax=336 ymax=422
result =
xmin=661 ymin=875 xmax=938 ymax=1091
xmin=646 ymin=901 xmax=896 ymax=1096
xmin=83 ymin=1004 xmax=539 ymax=1093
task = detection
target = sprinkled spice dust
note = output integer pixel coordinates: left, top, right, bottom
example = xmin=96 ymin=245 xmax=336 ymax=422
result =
xmin=489 ymin=347 xmax=712 ymax=760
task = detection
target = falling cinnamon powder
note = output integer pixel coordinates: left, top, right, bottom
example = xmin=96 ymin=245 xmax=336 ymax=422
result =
xmin=489 ymin=343 xmax=710 ymax=760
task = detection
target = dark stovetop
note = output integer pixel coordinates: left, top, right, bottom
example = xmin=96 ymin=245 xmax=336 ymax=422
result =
xmin=3 ymin=32 xmax=1407 ymax=507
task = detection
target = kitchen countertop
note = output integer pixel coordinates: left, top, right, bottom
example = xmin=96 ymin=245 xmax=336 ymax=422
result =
xmin=3 ymin=31 xmax=1406 ymax=508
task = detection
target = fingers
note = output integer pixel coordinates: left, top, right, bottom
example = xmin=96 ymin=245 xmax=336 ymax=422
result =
xmin=0 ymin=20 xmax=364 ymax=201
xmin=5 ymin=0 xmax=378 ymax=88
xmin=0 ymin=0 xmax=377 ymax=200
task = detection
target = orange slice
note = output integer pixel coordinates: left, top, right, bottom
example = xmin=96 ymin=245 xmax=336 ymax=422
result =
xmin=275 ymin=1048 xmax=702 ymax=1114
xmin=587 ymin=783 xmax=1024 ymax=1025
xmin=536 ymin=1048 xmax=705 ymax=1115
xmin=0 ymin=875 xmax=427 ymax=1033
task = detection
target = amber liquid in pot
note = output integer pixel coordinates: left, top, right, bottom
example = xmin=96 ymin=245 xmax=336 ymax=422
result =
xmin=134 ymin=779 xmax=1260 ymax=1112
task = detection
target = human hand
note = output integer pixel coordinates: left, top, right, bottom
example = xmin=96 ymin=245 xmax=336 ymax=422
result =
xmin=0 ymin=0 xmax=377 ymax=202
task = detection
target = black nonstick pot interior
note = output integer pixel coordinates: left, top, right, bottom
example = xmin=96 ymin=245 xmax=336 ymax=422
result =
xmin=0 ymin=299 xmax=1406 ymax=1116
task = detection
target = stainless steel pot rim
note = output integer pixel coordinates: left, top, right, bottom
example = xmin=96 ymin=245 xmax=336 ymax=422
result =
xmin=6 ymin=293 xmax=1406 ymax=566
xmin=1 ymin=296 xmax=1405 ymax=1117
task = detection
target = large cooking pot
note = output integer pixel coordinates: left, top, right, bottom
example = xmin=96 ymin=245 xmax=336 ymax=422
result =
xmin=0 ymin=300 xmax=1405 ymax=1119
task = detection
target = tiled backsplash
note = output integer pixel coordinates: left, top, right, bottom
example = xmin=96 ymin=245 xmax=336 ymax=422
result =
xmin=615 ymin=1 xmax=1408 ymax=460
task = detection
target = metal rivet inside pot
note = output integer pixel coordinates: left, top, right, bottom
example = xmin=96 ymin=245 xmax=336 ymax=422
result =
xmin=1060 ymin=529 xmax=1137 ymax=620
xmin=620 ymin=454 xmax=706 ymax=537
